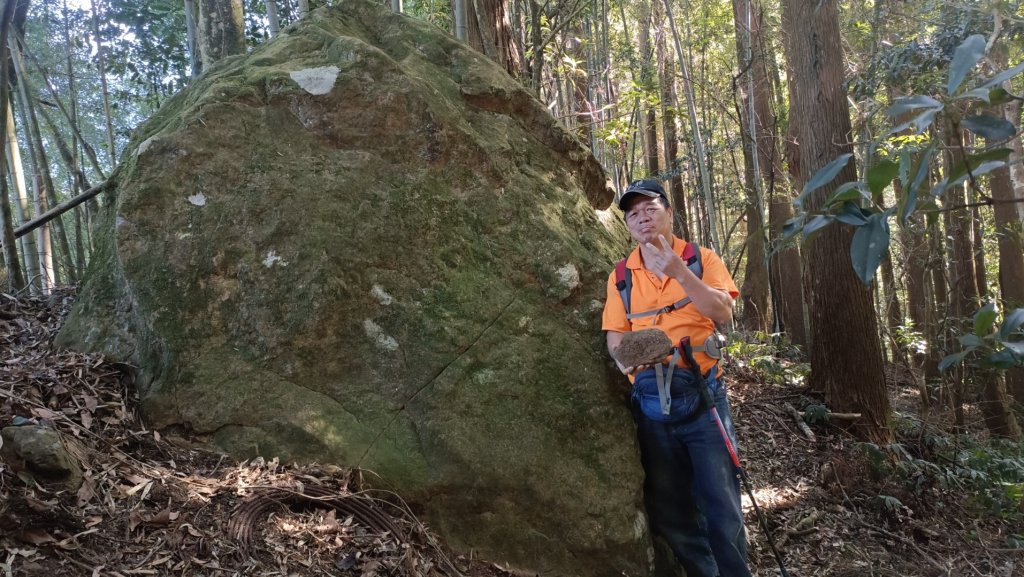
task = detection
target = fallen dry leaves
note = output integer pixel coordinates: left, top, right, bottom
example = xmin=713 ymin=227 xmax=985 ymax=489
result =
xmin=0 ymin=290 xmax=509 ymax=577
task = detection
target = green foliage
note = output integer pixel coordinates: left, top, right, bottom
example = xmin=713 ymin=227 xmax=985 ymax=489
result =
xmin=783 ymin=34 xmax=1024 ymax=284
xmin=724 ymin=331 xmax=809 ymax=386
xmin=859 ymin=435 xmax=1024 ymax=522
xmin=939 ymin=304 xmax=1024 ymax=372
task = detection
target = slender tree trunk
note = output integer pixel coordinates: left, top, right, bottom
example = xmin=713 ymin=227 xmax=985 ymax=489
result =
xmin=265 ymin=0 xmax=280 ymax=36
xmin=469 ymin=0 xmax=523 ymax=78
xmin=455 ymin=0 xmax=469 ymax=41
xmin=971 ymin=202 xmax=987 ymax=299
xmin=297 ymin=0 xmax=309 ymax=18
xmin=925 ymin=216 xmax=948 ymax=385
xmin=11 ymin=37 xmax=74 ymax=284
xmin=656 ymin=23 xmax=689 ymax=240
xmin=183 ymin=0 xmax=201 ymax=77
xmin=197 ymin=0 xmax=245 ymax=70
xmin=90 ymin=0 xmax=116 ymax=167
xmin=782 ymin=0 xmax=891 ymax=443
xmin=732 ymin=0 xmax=768 ymax=331
xmin=11 ymin=68 xmax=52 ymax=292
xmin=0 ymin=0 xmax=23 ymax=291
xmin=6 ymin=102 xmax=40 ymax=293
xmin=879 ymin=248 xmax=903 ymax=363
xmin=993 ymin=100 xmax=1024 ymax=405
xmin=901 ymin=215 xmax=931 ymax=409
xmin=978 ymin=369 xmax=1021 ymax=439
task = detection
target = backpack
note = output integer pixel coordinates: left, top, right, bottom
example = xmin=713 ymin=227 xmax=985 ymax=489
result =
xmin=614 ymin=241 xmax=703 ymax=322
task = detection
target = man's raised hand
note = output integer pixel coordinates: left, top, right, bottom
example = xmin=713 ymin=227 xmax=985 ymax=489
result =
xmin=643 ymin=235 xmax=686 ymax=280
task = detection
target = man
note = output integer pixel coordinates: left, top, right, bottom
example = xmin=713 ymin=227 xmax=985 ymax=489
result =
xmin=602 ymin=179 xmax=750 ymax=577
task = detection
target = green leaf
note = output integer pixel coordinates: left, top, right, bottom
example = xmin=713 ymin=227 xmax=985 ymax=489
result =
xmin=983 ymin=350 xmax=1021 ymax=369
xmin=1002 ymin=341 xmax=1024 ymax=356
xmin=946 ymin=148 xmax=1012 ymax=184
xmin=802 ymin=215 xmax=834 ymax=239
xmin=867 ymin=160 xmax=899 ymax=197
xmin=974 ymin=302 xmax=998 ymax=336
xmin=850 ymin=212 xmax=890 ymax=284
xmin=886 ymin=95 xmax=942 ymax=117
xmin=999 ymin=309 xmax=1024 ymax=340
xmin=835 ymin=202 xmax=869 ymax=226
xmin=939 ymin=350 xmax=970 ymax=372
xmin=900 ymin=147 xmax=936 ymax=226
xmin=988 ymin=87 xmax=1014 ymax=105
xmin=948 ymin=35 xmax=986 ymax=94
xmin=959 ymin=333 xmax=984 ymax=348
xmin=799 ymin=153 xmax=853 ymax=201
xmin=979 ymin=60 xmax=1024 ymax=89
xmin=825 ymin=181 xmax=869 ymax=207
xmin=782 ymin=215 xmax=805 ymax=242
xmin=961 ymin=115 xmax=1017 ymax=141
xmin=955 ymin=87 xmax=992 ymax=103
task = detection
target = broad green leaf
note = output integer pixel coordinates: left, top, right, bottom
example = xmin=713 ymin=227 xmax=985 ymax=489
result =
xmin=867 ymin=160 xmax=899 ymax=197
xmin=802 ymin=215 xmax=834 ymax=239
xmin=911 ymin=108 xmax=942 ymax=134
xmin=999 ymin=309 xmax=1024 ymax=340
xmin=825 ymin=181 xmax=869 ymax=207
xmin=886 ymin=95 xmax=942 ymax=117
xmin=946 ymin=148 xmax=1012 ymax=184
xmin=782 ymin=215 xmax=805 ymax=242
xmin=1002 ymin=341 xmax=1024 ymax=355
xmin=955 ymin=87 xmax=992 ymax=103
xmin=974 ymin=302 xmax=998 ymax=336
xmin=983 ymin=350 xmax=1021 ymax=369
xmin=938 ymin=350 xmax=970 ymax=372
xmin=799 ymin=153 xmax=853 ymax=200
xmin=900 ymin=147 xmax=935 ymax=226
xmin=959 ymin=334 xmax=984 ymax=348
xmin=988 ymin=87 xmax=1013 ymax=105
xmin=961 ymin=115 xmax=1016 ymax=141
xmin=850 ymin=212 xmax=890 ymax=284
xmin=948 ymin=35 xmax=986 ymax=95
xmin=979 ymin=60 xmax=1024 ymax=89
xmin=835 ymin=202 xmax=869 ymax=226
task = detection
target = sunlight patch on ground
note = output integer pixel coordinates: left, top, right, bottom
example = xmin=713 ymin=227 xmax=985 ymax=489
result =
xmin=741 ymin=484 xmax=804 ymax=513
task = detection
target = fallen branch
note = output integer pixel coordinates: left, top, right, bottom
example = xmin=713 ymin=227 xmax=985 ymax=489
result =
xmin=14 ymin=179 xmax=111 ymax=239
xmin=786 ymin=404 xmax=816 ymax=441
xmin=828 ymin=412 xmax=863 ymax=420
xmin=855 ymin=519 xmax=946 ymax=573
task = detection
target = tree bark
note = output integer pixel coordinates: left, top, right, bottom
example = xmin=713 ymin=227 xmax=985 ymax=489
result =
xmin=731 ymin=0 xmax=769 ymax=331
xmin=0 ymin=0 xmax=23 ymax=291
xmin=782 ymin=0 xmax=891 ymax=443
xmin=90 ymin=0 xmax=116 ymax=167
xmin=5 ymin=101 xmax=40 ymax=293
xmin=879 ymin=248 xmax=903 ymax=363
xmin=197 ymin=0 xmax=245 ymax=70
xmin=468 ymin=0 xmax=523 ymax=78
xmin=265 ymin=0 xmax=280 ymax=36
xmin=991 ymin=98 xmax=1024 ymax=405
xmin=656 ymin=19 xmax=689 ymax=240
xmin=184 ymin=0 xmax=201 ymax=76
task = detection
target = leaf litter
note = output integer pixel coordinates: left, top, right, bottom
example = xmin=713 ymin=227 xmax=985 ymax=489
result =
xmin=1 ymin=289 xmax=1021 ymax=576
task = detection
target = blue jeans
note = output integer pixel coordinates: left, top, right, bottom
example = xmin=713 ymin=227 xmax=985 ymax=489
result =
xmin=632 ymin=369 xmax=751 ymax=577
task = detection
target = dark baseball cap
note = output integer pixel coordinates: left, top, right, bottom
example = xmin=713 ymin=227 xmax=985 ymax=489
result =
xmin=616 ymin=179 xmax=668 ymax=210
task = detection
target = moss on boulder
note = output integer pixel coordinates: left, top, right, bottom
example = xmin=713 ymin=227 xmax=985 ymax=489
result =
xmin=58 ymin=1 xmax=648 ymax=574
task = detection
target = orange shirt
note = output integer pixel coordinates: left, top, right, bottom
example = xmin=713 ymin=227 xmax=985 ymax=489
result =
xmin=602 ymin=236 xmax=739 ymax=377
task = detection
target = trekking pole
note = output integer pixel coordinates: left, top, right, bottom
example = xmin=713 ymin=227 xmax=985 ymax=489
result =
xmin=679 ymin=337 xmax=791 ymax=577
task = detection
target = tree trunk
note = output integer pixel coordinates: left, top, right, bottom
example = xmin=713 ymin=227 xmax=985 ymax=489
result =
xmin=731 ymin=0 xmax=769 ymax=331
xmin=455 ymin=0 xmax=469 ymax=41
xmin=469 ymin=0 xmax=523 ymax=78
xmin=656 ymin=20 xmax=689 ymax=240
xmin=184 ymin=0 xmax=201 ymax=76
xmin=90 ymin=0 xmax=116 ymax=167
xmin=0 ymin=0 xmax=22 ymax=291
xmin=297 ymin=0 xmax=309 ymax=18
xmin=6 ymin=102 xmax=40 ymax=293
xmin=991 ymin=99 xmax=1024 ymax=405
xmin=977 ymin=369 xmax=1021 ymax=439
xmin=265 ymin=0 xmax=280 ymax=36
xmin=879 ymin=248 xmax=903 ymax=363
xmin=944 ymin=123 xmax=980 ymax=428
xmin=782 ymin=0 xmax=891 ymax=443
xmin=10 ymin=37 xmax=74 ymax=284
xmin=197 ymin=0 xmax=245 ymax=70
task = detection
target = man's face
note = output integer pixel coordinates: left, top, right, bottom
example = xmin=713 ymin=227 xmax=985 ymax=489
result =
xmin=623 ymin=197 xmax=672 ymax=245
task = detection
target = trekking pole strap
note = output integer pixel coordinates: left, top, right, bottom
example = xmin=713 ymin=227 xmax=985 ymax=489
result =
xmin=654 ymin=349 xmax=681 ymax=416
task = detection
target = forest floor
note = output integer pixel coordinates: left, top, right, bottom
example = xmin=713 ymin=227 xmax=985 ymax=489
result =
xmin=0 ymin=290 xmax=1021 ymax=577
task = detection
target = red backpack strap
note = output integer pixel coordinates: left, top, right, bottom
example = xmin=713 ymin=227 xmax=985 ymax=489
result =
xmin=683 ymin=242 xmax=703 ymax=278
xmin=614 ymin=259 xmax=631 ymax=315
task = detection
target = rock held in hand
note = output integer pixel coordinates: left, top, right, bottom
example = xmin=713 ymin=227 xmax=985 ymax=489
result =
xmin=613 ymin=329 xmax=674 ymax=369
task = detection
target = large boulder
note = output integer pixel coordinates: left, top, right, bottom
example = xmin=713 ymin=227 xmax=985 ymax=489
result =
xmin=58 ymin=1 xmax=648 ymax=574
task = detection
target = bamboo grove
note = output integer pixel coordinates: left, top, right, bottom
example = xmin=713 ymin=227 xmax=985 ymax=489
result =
xmin=0 ymin=0 xmax=1023 ymax=443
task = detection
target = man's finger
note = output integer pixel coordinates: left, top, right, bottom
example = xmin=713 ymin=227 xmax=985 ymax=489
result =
xmin=657 ymin=234 xmax=672 ymax=251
